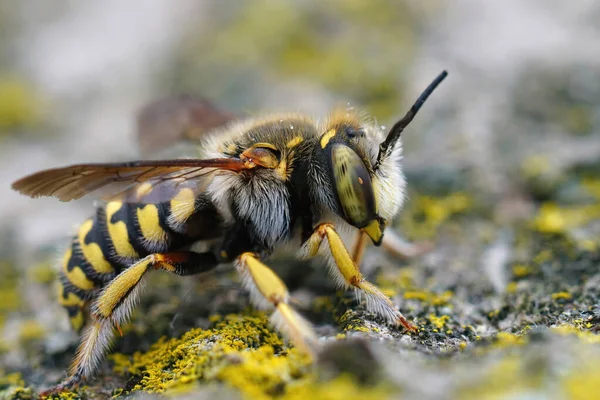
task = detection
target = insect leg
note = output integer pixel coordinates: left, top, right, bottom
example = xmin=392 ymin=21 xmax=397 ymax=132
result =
xmin=41 ymin=251 xmax=218 ymax=396
xmin=351 ymin=231 xmax=368 ymax=265
xmin=300 ymin=223 xmax=416 ymax=331
xmin=235 ymin=252 xmax=318 ymax=354
xmin=351 ymin=228 xmax=432 ymax=266
xmin=381 ymin=228 xmax=433 ymax=259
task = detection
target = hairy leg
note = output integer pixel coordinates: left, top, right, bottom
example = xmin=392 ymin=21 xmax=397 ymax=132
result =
xmin=40 ymin=251 xmax=218 ymax=396
xmin=235 ymin=252 xmax=318 ymax=354
xmin=301 ymin=223 xmax=416 ymax=331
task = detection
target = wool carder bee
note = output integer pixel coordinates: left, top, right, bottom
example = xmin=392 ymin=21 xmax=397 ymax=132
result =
xmin=12 ymin=71 xmax=447 ymax=394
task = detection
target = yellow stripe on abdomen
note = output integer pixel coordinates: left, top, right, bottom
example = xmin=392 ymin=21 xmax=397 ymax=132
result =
xmin=69 ymin=311 xmax=86 ymax=332
xmin=77 ymin=220 xmax=115 ymax=274
xmin=137 ymin=204 xmax=167 ymax=244
xmin=106 ymin=201 xmax=139 ymax=259
xmin=62 ymin=248 xmax=95 ymax=291
xmin=57 ymin=283 xmax=85 ymax=307
xmin=168 ymin=188 xmax=196 ymax=228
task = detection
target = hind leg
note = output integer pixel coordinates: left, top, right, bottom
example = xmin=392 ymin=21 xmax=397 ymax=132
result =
xmin=41 ymin=251 xmax=218 ymax=396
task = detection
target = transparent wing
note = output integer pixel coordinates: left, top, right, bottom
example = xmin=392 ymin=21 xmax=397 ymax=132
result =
xmin=11 ymin=158 xmax=247 ymax=203
xmin=136 ymin=95 xmax=236 ymax=158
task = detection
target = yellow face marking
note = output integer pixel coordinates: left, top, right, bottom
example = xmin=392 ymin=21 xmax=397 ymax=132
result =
xmin=286 ymin=136 xmax=304 ymax=148
xmin=362 ymin=219 xmax=384 ymax=246
xmin=70 ymin=311 xmax=85 ymax=332
xmin=137 ymin=205 xmax=167 ymax=243
xmin=169 ymin=188 xmax=196 ymax=225
xmin=106 ymin=202 xmax=139 ymax=259
xmin=136 ymin=182 xmax=154 ymax=199
xmin=320 ymin=129 xmax=336 ymax=149
xmin=78 ymin=220 xmax=114 ymax=274
xmin=96 ymin=256 xmax=152 ymax=318
xmin=62 ymin=249 xmax=95 ymax=290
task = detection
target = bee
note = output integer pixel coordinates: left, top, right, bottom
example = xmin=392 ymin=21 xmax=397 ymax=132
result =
xmin=12 ymin=71 xmax=447 ymax=395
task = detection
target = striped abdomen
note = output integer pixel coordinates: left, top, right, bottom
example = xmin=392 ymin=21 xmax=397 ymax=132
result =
xmin=57 ymin=188 xmax=221 ymax=331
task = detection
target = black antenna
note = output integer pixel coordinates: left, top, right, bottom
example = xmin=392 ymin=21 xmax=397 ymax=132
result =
xmin=375 ymin=70 xmax=448 ymax=169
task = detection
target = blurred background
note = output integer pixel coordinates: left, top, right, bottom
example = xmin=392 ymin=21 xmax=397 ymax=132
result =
xmin=1 ymin=0 xmax=600 ymax=397
xmin=2 ymin=0 xmax=598 ymax=248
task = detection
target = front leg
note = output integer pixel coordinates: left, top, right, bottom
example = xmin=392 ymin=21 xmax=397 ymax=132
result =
xmin=301 ymin=223 xmax=416 ymax=331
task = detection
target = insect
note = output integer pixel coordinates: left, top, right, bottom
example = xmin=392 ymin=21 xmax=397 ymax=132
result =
xmin=12 ymin=70 xmax=447 ymax=395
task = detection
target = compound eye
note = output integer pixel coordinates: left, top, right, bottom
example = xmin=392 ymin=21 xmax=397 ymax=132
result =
xmin=241 ymin=143 xmax=280 ymax=168
xmin=329 ymin=144 xmax=376 ymax=228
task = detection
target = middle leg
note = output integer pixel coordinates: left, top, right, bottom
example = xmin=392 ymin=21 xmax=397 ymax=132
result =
xmin=235 ymin=252 xmax=318 ymax=354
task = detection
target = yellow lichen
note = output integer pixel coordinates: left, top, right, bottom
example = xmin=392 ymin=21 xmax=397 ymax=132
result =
xmin=0 ymin=372 xmax=33 ymax=400
xmin=111 ymin=313 xmax=309 ymax=397
xmin=551 ymin=292 xmax=572 ymax=301
xmin=551 ymin=325 xmax=600 ymax=344
xmin=110 ymin=311 xmax=398 ymax=399
xmin=403 ymin=290 xmax=453 ymax=306
xmin=505 ymin=282 xmax=518 ymax=293
xmin=428 ymin=314 xmax=450 ymax=330
xmin=511 ymin=264 xmax=532 ymax=278
xmin=18 ymin=320 xmax=46 ymax=343
xmin=531 ymin=203 xmax=600 ymax=234
xmin=401 ymin=193 xmax=473 ymax=239
xmin=494 ymin=332 xmax=527 ymax=347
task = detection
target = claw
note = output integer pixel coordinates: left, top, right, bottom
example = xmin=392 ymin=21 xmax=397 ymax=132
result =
xmin=399 ymin=316 xmax=418 ymax=332
xmin=115 ymin=323 xmax=123 ymax=337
